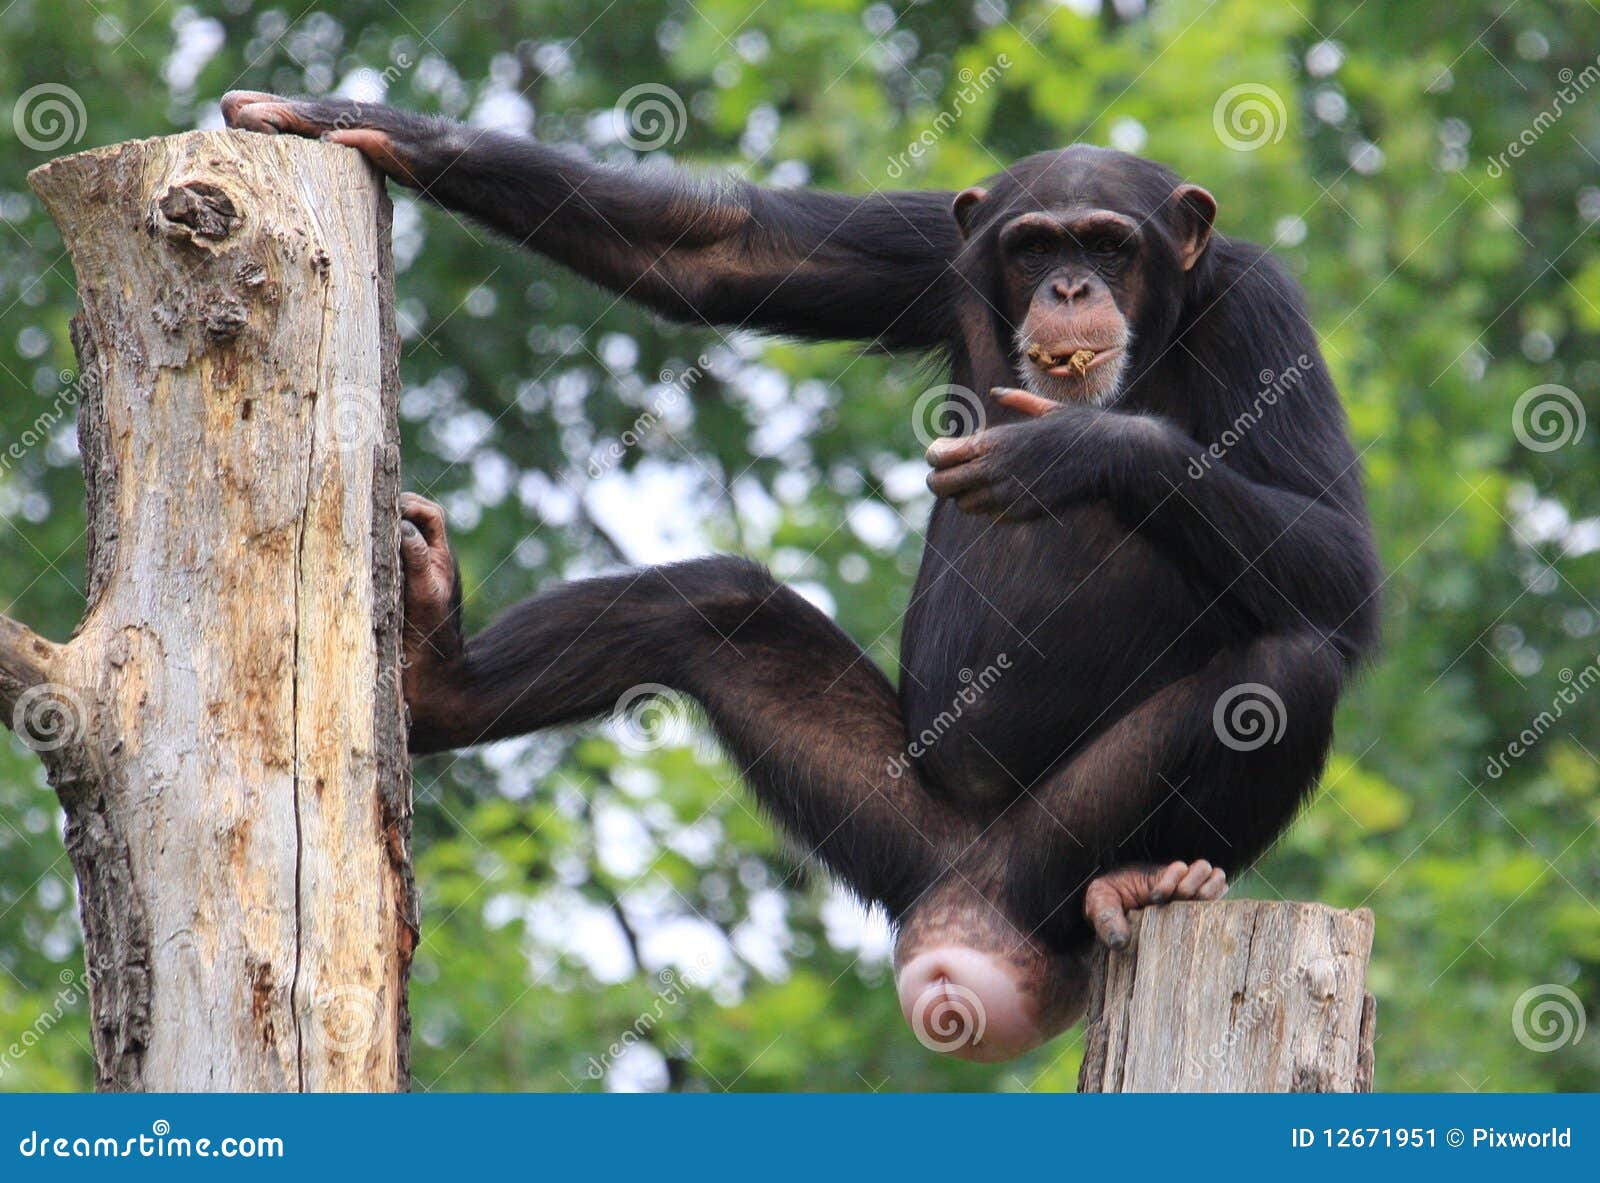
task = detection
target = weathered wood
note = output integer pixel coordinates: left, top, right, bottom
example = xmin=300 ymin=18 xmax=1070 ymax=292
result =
xmin=1078 ymin=900 xmax=1375 ymax=1093
xmin=0 ymin=130 xmax=414 ymax=1090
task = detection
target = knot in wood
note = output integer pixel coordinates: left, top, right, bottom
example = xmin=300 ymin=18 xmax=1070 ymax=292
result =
xmin=153 ymin=181 xmax=241 ymax=245
xmin=1303 ymin=956 xmax=1338 ymax=1003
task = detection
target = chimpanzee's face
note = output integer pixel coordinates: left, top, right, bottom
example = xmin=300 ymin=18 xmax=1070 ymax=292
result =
xmin=952 ymin=147 xmax=1215 ymax=407
xmin=999 ymin=204 xmax=1143 ymax=406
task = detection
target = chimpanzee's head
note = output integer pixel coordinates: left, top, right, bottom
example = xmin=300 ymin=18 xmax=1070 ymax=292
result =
xmin=952 ymin=146 xmax=1216 ymax=406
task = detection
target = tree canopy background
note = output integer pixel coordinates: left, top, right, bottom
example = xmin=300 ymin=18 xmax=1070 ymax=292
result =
xmin=1 ymin=0 xmax=1597 ymax=1092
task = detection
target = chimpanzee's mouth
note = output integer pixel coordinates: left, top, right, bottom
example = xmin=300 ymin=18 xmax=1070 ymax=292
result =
xmin=1025 ymin=344 xmax=1121 ymax=378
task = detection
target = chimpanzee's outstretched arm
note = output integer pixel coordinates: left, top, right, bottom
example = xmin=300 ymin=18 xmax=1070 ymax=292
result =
xmin=997 ymin=629 xmax=1341 ymax=949
xmin=222 ymin=92 xmax=959 ymax=348
xmin=396 ymin=496 xmax=970 ymax=917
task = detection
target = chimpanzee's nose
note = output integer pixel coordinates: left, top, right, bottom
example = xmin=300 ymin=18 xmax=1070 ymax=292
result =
xmin=895 ymin=946 xmax=1046 ymax=1062
xmin=1050 ymin=277 xmax=1092 ymax=303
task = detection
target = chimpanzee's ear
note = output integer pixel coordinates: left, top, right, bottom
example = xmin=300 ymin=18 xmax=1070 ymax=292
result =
xmin=952 ymin=187 xmax=989 ymax=239
xmin=1169 ymin=184 xmax=1216 ymax=271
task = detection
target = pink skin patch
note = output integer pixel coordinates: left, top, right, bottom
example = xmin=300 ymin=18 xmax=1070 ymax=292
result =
xmin=897 ymin=946 xmax=1044 ymax=1063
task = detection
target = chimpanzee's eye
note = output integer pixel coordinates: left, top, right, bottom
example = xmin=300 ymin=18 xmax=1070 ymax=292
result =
xmin=1090 ymin=235 xmax=1123 ymax=256
xmin=1025 ymin=238 xmax=1051 ymax=256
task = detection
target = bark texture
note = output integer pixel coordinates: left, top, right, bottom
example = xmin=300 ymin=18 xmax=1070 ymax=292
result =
xmin=1078 ymin=900 xmax=1375 ymax=1093
xmin=1 ymin=130 xmax=414 ymax=1091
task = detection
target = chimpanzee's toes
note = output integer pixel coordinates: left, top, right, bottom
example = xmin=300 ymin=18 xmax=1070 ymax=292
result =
xmin=399 ymin=519 xmax=430 ymax=572
xmin=1175 ymin=859 xmax=1215 ymax=898
xmin=1085 ymin=859 xmax=1228 ymax=948
xmin=398 ymin=492 xmax=455 ymax=610
xmin=1084 ymin=877 xmax=1135 ymax=948
xmin=400 ymin=492 xmax=448 ymax=546
xmin=1196 ymin=866 xmax=1229 ymax=901
xmin=1146 ymin=859 xmax=1189 ymax=904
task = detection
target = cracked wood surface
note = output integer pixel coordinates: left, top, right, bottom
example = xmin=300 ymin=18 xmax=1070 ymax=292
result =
xmin=1078 ymin=900 xmax=1375 ymax=1092
xmin=6 ymin=130 xmax=414 ymax=1090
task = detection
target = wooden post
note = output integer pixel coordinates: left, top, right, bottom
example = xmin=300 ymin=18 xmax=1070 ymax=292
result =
xmin=0 ymin=131 xmax=415 ymax=1091
xmin=1078 ymin=900 xmax=1376 ymax=1092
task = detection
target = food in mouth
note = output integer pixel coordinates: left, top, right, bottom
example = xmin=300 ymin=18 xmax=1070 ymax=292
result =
xmin=1026 ymin=345 xmax=1100 ymax=376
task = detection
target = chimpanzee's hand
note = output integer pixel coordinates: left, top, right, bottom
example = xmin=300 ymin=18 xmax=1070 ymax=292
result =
xmin=222 ymin=92 xmax=450 ymax=186
xmin=925 ymin=391 xmax=1114 ymax=520
xmin=398 ymin=493 xmax=467 ymax=735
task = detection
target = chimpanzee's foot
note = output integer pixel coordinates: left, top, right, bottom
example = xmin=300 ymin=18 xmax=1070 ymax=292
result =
xmin=399 ymin=491 xmax=459 ymax=649
xmin=1083 ymin=860 xmax=1228 ymax=950
xmin=221 ymin=92 xmax=426 ymax=184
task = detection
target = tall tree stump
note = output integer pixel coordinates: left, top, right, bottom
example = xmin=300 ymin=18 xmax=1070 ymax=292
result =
xmin=0 ymin=131 xmax=414 ymax=1091
xmin=1078 ymin=900 xmax=1376 ymax=1092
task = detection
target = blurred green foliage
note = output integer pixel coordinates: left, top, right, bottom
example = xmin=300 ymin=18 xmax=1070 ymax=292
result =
xmin=1 ymin=0 xmax=1597 ymax=1092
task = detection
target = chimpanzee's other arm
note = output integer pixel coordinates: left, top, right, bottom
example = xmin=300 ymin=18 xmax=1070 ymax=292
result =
xmin=222 ymin=93 xmax=959 ymax=348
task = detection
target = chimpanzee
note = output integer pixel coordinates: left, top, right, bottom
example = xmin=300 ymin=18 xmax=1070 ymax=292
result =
xmin=224 ymin=92 xmax=1381 ymax=1063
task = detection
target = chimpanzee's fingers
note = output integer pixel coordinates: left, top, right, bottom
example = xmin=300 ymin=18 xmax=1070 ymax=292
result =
xmin=992 ymin=388 xmax=1059 ymax=418
xmin=1176 ymin=859 xmax=1214 ymax=898
xmin=926 ymin=459 xmax=991 ymax=499
xmin=1084 ymin=881 xmax=1132 ymax=950
xmin=1147 ymin=860 xmax=1189 ymax=904
xmin=1198 ymin=868 xmax=1229 ymax=900
xmin=326 ymin=129 xmax=417 ymax=184
xmin=221 ymin=91 xmax=283 ymax=125
xmin=223 ymin=92 xmax=350 ymax=139
xmin=400 ymin=493 xmax=450 ymax=556
xmin=925 ymin=434 xmax=987 ymax=468
xmin=223 ymin=95 xmax=312 ymax=136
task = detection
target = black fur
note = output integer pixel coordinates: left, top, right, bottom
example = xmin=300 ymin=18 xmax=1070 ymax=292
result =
xmin=268 ymin=101 xmax=1381 ymax=952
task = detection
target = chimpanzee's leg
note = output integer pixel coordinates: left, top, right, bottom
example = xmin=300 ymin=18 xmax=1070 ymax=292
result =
xmin=885 ymin=634 xmax=1339 ymax=1060
xmin=998 ymin=631 xmax=1343 ymax=949
xmin=398 ymin=496 xmax=971 ymax=918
